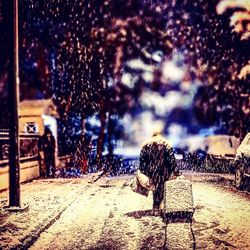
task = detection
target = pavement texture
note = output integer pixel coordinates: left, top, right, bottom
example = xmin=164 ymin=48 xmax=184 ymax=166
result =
xmin=0 ymin=173 xmax=249 ymax=250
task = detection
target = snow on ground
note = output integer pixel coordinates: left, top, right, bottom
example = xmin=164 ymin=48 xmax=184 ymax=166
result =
xmin=0 ymin=176 xmax=96 ymax=249
xmin=192 ymin=182 xmax=250 ymax=249
xmin=0 ymin=173 xmax=249 ymax=250
xmin=30 ymin=176 xmax=166 ymax=250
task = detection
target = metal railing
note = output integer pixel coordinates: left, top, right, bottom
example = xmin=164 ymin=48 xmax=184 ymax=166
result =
xmin=0 ymin=132 xmax=39 ymax=167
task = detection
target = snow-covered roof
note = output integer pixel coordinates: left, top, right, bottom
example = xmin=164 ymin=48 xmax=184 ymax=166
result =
xmin=204 ymin=135 xmax=240 ymax=156
xmin=236 ymin=133 xmax=250 ymax=156
xmin=20 ymin=99 xmax=58 ymax=117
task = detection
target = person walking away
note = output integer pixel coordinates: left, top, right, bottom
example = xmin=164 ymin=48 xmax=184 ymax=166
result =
xmin=139 ymin=132 xmax=178 ymax=211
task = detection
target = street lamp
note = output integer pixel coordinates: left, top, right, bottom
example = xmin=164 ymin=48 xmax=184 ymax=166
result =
xmin=5 ymin=0 xmax=24 ymax=210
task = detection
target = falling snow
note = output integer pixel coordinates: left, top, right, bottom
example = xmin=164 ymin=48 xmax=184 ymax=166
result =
xmin=0 ymin=1 xmax=250 ymax=249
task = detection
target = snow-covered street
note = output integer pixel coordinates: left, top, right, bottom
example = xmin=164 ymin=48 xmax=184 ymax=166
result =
xmin=0 ymin=173 xmax=250 ymax=250
xmin=1 ymin=0 xmax=250 ymax=249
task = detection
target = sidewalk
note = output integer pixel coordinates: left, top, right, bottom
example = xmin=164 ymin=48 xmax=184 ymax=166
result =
xmin=1 ymin=173 xmax=247 ymax=250
xmin=0 ymin=174 xmax=101 ymax=250
xmin=0 ymin=174 xmax=194 ymax=250
xmin=26 ymin=176 xmax=167 ymax=250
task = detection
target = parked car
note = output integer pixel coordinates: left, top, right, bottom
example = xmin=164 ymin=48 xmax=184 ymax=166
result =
xmin=234 ymin=133 xmax=250 ymax=189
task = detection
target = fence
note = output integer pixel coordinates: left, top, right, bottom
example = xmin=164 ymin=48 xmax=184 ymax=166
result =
xmin=176 ymin=152 xmax=235 ymax=174
xmin=0 ymin=132 xmax=39 ymax=164
xmin=0 ymin=132 xmax=40 ymax=191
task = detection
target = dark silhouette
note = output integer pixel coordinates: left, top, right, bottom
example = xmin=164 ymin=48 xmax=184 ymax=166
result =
xmin=39 ymin=127 xmax=56 ymax=178
xmin=139 ymin=133 xmax=178 ymax=210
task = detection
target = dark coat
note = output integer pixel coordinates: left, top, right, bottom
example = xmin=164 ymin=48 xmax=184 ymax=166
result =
xmin=139 ymin=135 xmax=177 ymax=207
xmin=39 ymin=133 xmax=55 ymax=156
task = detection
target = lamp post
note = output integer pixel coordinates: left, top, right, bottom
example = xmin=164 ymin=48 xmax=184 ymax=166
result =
xmin=7 ymin=0 xmax=21 ymax=208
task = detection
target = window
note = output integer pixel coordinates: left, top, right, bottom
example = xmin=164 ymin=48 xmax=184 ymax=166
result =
xmin=25 ymin=122 xmax=38 ymax=134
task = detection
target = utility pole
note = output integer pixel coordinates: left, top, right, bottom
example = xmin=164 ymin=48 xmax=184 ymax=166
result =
xmin=7 ymin=0 xmax=21 ymax=208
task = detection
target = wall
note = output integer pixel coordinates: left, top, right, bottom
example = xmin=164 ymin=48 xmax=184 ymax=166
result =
xmin=19 ymin=115 xmax=44 ymax=135
xmin=0 ymin=160 xmax=40 ymax=191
